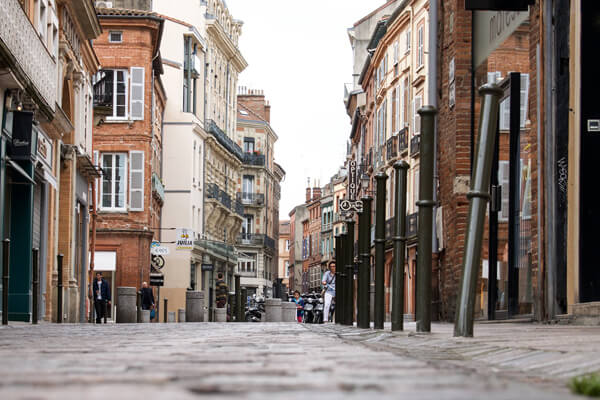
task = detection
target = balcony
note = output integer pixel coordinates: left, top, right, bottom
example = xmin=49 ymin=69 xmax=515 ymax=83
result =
xmin=321 ymin=222 xmax=332 ymax=232
xmin=385 ymin=218 xmax=394 ymax=240
xmin=236 ymin=192 xmax=264 ymax=206
xmin=410 ymin=135 xmax=421 ymax=158
xmin=386 ymin=135 xmax=398 ymax=161
xmin=242 ymin=152 xmax=265 ymax=166
xmin=151 ymin=173 xmax=165 ymax=203
xmin=207 ymin=183 xmax=242 ymax=216
xmin=398 ymin=127 xmax=408 ymax=153
xmin=93 ymin=71 xmax=113 ymax=115
xmin=194 ymin=239 xmax=237 ymax=263
xmin=406 ymin=212 xmax=418 ymax=237
xmin=237 ymin=233 xmax=276 ymax=249
xmin=206 ymin=119 xmax=244 ymax=161
xmin=0 ymin=0 xmax=57 ymax=113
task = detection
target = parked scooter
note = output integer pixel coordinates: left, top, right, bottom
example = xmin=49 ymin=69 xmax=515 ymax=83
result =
xmin=301 ymin=292 xmax=324 ymax=324
xmin=245 ymin=295 xmax=264 ymax=322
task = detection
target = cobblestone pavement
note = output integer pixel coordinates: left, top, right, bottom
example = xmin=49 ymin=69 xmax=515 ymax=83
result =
xmin=0 ymin=322 xmax=589 ymax=399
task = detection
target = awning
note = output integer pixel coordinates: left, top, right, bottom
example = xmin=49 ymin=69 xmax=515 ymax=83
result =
xmin=89 ymin=251 xmax=116 ymax=271
xmin=6 ymin=158 xmax=35 ymax=184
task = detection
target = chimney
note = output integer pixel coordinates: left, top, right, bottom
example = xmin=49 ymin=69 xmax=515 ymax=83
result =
xmin=306 ymin=177 xmax=312 ymax=203
xmin=312 ymin=179 xmax=322 ymax=200
xmin=264 ymin=102 xmax=271 ymax=123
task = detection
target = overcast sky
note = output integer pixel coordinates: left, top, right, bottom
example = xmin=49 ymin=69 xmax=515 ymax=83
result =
xmin=226 ymin=0 xmax=384 ymax=219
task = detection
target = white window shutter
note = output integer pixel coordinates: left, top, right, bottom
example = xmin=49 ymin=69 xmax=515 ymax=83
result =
xmin=414 ymin=96 xmax=422 ymax=135
xmin=130 ymin=67 xmax=145 ymax=120
xmin=499 ymin=161 xmax=510 ymax=221
xmin=129 ymin=151 xmax=144 ymax=211
xmin=520 ymin=74 xmax=529 ymax=128
xmin=94 ymin=151 xmax=99 ymax=208
xmin=500 ymin=98 xmax=510 ymax=130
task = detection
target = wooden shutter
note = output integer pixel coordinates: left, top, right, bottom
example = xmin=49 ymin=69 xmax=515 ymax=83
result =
xmin=130 ymin=67 xmax=144 ymax=120
xmin=129 ymin=151 xmax=144 ymax=211
xmin=413 ymin=96 xmax=422 ymax=135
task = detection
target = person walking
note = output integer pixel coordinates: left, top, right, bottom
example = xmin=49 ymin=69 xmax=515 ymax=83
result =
xmin=215 ymin=272 xmax=228 ymax=308
xmin=322 ymin=261 xmax=336 ymax=322
xmin=92 ymin=272 xmax=111 ymax=324
xmin=140 ymin=282 xmax=155 ymax=321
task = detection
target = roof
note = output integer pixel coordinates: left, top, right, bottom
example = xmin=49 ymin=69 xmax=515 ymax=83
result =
xmin=96 ymin=7 xmax=161 ymax=18
xmin=353 ymin=0 xmax=398 ymax=27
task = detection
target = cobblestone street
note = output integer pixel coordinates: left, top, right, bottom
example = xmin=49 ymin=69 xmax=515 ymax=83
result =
xmin=0 ymin=322 xmax=592 ymax=399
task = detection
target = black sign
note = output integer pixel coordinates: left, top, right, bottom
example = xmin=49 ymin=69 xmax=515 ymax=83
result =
xmin=150 ymin=272 xmax=164 ymax=287
xmin=465 ymin=0 xmax=533 ymax=10
xmin=8 ymin=111 xmax=36 ymax=161
xmin=201 ymin=263 xmax=214 ymax=272
xmin=348 ymin=160 xmax=358 ymax=201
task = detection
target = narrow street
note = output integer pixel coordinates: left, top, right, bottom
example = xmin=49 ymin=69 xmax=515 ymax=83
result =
xmin=0 ymin=322 xmax=588 ymax=399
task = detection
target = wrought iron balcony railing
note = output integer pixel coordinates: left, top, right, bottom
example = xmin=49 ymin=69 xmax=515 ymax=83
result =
xmin=206 ymin=119 xmax=244 ymax=161
xmin=237 ymin=233 xmax=276 ymax=249
xmin=242 ymin=152 xmax=265 ymax=166
xmin=410 ymin=135 xmax=421 ymax=158
xmin=206 ymin=183 xmax=242 ymax=215
xmin=398 ymin=127 xmax=408 ymax=153
xmin=236 ymin=192 xmax=265 ymax=206
xmin=93 ymin=71 xmax=113 ymax=110
xmin=387 ymin=135 xmax=398 ymax=161
xmin=406 ymin=212 xmax=418 ymax=237
xmin=151 ymin=173 xmax=165 ymax=203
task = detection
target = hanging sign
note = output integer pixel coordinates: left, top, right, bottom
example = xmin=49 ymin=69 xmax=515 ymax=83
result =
xmin=176 ymin=228 xmax=194 ymax=250
xmin=348 ymin=160 xmax=358 ymax=201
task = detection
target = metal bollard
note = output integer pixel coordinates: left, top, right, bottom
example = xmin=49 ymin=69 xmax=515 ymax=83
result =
xmin=374 ymin=172 xmax=387 ymax=330
xmin=392 ymin=161 xmax=409 ymax=331
xmin=334 ymin=235 xmax=342 ymax=324
xmin=454 ymin=84 xmax=503 ymax=337
xmin=163 ymin=297 xmax=168 ymax=323
xmin=357 ymin=196 xmax=372 ymax=329
xmin=57 ymin=254 xmax=63 ymax=323
xmin=338 ymin=233 xmax=347 ymax=325
xmin=345 ymin=220 xmax=355 ymax=326
xmin=32 ymin=248 xmax=39 ymax=325
xmin=234 ymin=274 xmax=242 ymax=322
xmin=2 ymin=239 xmax=9 ymax=325
xmin=241 ymin=286 xmax=248 ymax=321
xmin=416 ymin=105 xmax=438 ymax=333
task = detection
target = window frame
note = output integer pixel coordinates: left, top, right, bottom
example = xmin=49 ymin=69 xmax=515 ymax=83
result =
xmin=109 ymin=31 xmax=123 ymax=43
xmin=100 ymin=152 xmax=128 ymax=212
xmin=105 ymin=69 xmax=129 ymax=120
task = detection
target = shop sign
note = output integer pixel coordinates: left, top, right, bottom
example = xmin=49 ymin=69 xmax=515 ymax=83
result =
xmin=473 ymin=10 xmax=529 ymax=68
xmin=176 ymin=228 xmax=194 ymax=250
xmin=348 ymin=160 xmax=358 ymax=201
xmin=36 ymin=130 xmax=53 ymax=169
xmin=150 ymin=241 xmax=170 ymax=255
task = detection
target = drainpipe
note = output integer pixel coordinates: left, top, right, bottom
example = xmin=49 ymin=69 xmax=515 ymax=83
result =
xmin=428 ymin=0 xmax=439 ymax=257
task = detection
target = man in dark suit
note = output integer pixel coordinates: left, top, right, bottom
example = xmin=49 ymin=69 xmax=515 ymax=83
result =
xmin=92 ymin=272 xmax=111 ymax=324
xmin=140 ymin=281 xmax=155 ymax=319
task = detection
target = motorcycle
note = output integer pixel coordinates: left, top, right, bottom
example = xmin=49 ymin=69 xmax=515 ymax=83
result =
xmin=245 ymin=296 xmax=264 ymax=322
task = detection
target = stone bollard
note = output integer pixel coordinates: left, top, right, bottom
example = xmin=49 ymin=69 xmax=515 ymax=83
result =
xmin=116 ymin=287 xmax=137 ymax=323
xmin=265 ymin=298 xmax=282 ymax=322
xmin=167 ymin=311 xmax=176 ymax=323
xmin=215 ymin=307 xmax=227 ymax=322
xmin=139 ymin=309 xmax=150 ymax=323
xmin=178 ymin=308 xmax=186 ymax=323
xmin=186 ymin=291 xmax=205 ymax=322
xmin=281 ymin=301 xmax=297 ymax=322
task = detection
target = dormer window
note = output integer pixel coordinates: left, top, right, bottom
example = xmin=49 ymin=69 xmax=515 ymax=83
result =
xmin=109 ymin=31 xmax=122 ymax=43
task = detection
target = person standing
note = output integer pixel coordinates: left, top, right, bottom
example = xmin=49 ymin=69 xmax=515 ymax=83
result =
xmin=292 ymin=290 xmax=305 ymax=322
xmin=92 ymin=272 xmax=111 ymax=324
xmin=215 ymin=272 xmax=228 ymax=308
xmin=140 ymin=282 xmax=155 ymax=320
xmin=322 ymin=261 xmax=336 ymax=322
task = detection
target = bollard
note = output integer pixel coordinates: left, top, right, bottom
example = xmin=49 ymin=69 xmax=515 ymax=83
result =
xmin=2 ymin=239 xmax=9 ymax=325
xmin=374 ymin=172 xmax=387 ymax=330
xmin=56 ymin=253 xmax=63 ymax=323
xmin=116 ymin=287 xmax=137 ymax=323
xmin=163 ymin=297 xmax=168 ymax=323
xmin=185 ymin=291 xmax=204 ymax=322
xmin=139 ymin=309 xmax=150 ymax=323
xmin=178 ymin=308 xmax=186 ymax=323
xmin=416 ymin=105 xmax=438 ymax=333
xmin=241 ymin=286 xmax=248 ymax=321
xmin=215 ymin=307 xmax=227 ymax=322
xmin=234 ymin=274 xmax=241 ymax=322
xmin=454 ymin=84 xmax=503 ymax=337
xmin=392 ymin=161 xmax=409 ymax=331
xmin=32 ymin=248 xmax=39 ymax=324
xmin=357 ymin=197 xmax=372 ymax=329
xmin=345 ymin=220 xmax=355 ymax=326
xmin=136 ymin=290 xmax=142 ymax=322
xmin=265 ymin=298 xmax=282 ymax=322
xmin=281 ymin=301 xmax=297 ymax=322
xmin=334 ymin=235 xmax=343 ymax=324
xmin=338 ymin=233 xmax=347 ymax=325
xmin=167 ymin=311 xmax=176 ymax=323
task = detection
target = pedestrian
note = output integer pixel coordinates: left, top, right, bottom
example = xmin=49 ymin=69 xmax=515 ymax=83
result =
xmin=140 ymin=281 xmax=155 ymax=320
xmin=322 ymin=261 xmax=336 ymax=322
xmin=92 ymin=272 xmax=111 ymax=324
xmin=291 ymin=290 xmax=305 ymax=322
xmin=215 ymin=272 xmax=228 ymax=308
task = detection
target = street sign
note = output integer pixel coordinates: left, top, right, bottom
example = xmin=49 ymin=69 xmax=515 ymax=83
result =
xmin=151 ymin=255 xmax=165 ymax=271
xmin=201 ymin=263 xmax=214 ymax=272
xmin=151 ymin=241 xmax=170 ymax=255
xmin=339 ymin=199 xmax=363 ymax=213
xmin=176 ymin=228 xmax=194 ymax=250
xmin=149 ymin=272 xmax=164 ymax=287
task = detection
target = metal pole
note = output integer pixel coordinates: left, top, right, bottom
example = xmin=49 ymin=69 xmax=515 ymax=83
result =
xmin=234 ymin=274 xmax=241 ymax=322
xmin=416 ymin=105 xmax=438 ymax=333
xmin=2 ymin=239 xmax=9 ymax=325
xmin=374 ymin=172 xmax=387 ymax=329
xmin=241 ymin=286 xmax=247 ymax=322
xmin=57 ymin=254 xmax=63 ymax=323
xmin=346 ymin=219 xmax=355 ymax=326
xmin=392 ymin=161 xmax=409 ymax=331
xmin=334 ymin=235 xmax=342 ymax=324
xmin=32 ymin=248 xmax=39 ymax=325
xmin=338 ymin=233 xmax=347 ymax=325
xmin=163 ymin=297 xmax=168 ymax=323
xmin=357 ymin=197 xmax=372 ymax=329
xmin=454 ymin=84 xmax=502 ymax=337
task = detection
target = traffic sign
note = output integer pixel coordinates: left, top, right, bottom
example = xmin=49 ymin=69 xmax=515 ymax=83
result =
xmin=149 ymin=272 xmax=164 ymax=287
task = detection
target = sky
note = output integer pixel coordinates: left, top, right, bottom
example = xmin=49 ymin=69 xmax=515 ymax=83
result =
xmin=225 ymin=0 xmax=385 ymax=218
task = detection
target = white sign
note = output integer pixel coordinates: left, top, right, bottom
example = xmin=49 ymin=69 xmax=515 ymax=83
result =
xmin=473 ymin=10 xmax=529 ymax=68
xmin=175 ymin=228 xmax=194 ymax=250
xmin=151 ymin=245 xmax=169 ymax=255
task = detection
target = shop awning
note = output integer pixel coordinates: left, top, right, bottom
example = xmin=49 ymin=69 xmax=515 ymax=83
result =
xmin=89 ymin=251 xmax=116 ymax=271
xmin=6 ymin=158 xmax=35 ymax=184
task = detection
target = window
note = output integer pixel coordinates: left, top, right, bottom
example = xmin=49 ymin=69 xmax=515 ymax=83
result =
xmin=109 ymin=31 xmax=123 ymax=43
xmin=413 ymin=95 xmax=423 ymax=136
xmin=183 ymin=37 xmax=199 ymax=114
xmin=129 ymin=151 xmax=144 ymax=211
xmin=242 ymin=214 xmax=254 ymax=239
xmin=417 ymin=25 xmax=424 ymax=68
xmin=405 ymin=29 xmax=411 ymax=54
xmin=242 ymin=175 xmax=254 ymax=200
xmin=284 ymin=261 xmax=290 ymax=278
xmin=238 ymin=254 xmax=257 ymax=275
xmin=413 ymin=167 xmax=420 ymax=210
xmin=285 ymin=240 xmax=290 ymax=251
xmin=101 ymin=153 xmax=127 ymax=211
xmin=243 ymin=137 xmax=255 ymax=153
xmin=394 ymin=86 xmax=400 ymax=132
xmin=499 ymin=74 xmax=530 ymax=130
xmin=101 ymin=69 xmax=128 ymax=119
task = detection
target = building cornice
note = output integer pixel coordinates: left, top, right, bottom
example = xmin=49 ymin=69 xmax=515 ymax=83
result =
xmin=206 ymin=17 xmax=248 ymax=72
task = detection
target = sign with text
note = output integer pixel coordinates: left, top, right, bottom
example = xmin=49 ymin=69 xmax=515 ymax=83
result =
xmin=151 ymin=241 xmax=170 ymax=255
xmin=473 ymin=10 xmax=529 ymax=68
xmin=175 ymin=228 xmax=194 ymax=250
xmin=339 ymin=199 xmax=363 ymax=214
xmin=348 ymin=160 xmax=358 ymax=201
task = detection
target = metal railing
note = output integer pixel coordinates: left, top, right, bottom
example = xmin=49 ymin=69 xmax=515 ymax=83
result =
xmin=152 ymin=173 xmax=165 ymax=202
xmin=93 ymin=73 xmax=113 ymax=109
xmin=236 ymin=192 xmax=265 ymax=206
xmin=398 ymin=127 xmax=409 ymax=153
xmin=406 ymin=212 xmax=418 ymax=237
xmin=410 ymin=135 xmax=421 ymax=158
xmin=206 ymin=183 xmax=241 ymax=215
xmin=386 ymin=135 xmax=398 ymax=161
xmin=206 ymin=119 xmax=244 ymax=161
xmin=242 ymin=152 xmax=265 ymax=166
xmin=194 ymin=238 xmax=237 ymax=263
xmin=237 ymin=233 xmax=276 ymax=249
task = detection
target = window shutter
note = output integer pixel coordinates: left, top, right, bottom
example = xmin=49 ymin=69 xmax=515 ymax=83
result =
xmin=500 ymin=98 xmax=510 ymax=130
xmin=130 ymin=67 xmax=145 ymax=120
xmin=520 ymin=74 xmax=529 ymax=128
xmin=499 ymin=161 xmax=510 ymax=221
xmin=129 ymin=151 xmax=144 ymax=211
xmin=94 ymin=151 xmax=99 ymax=208
xmin=413 ymin=96 xmax=422 ymax=135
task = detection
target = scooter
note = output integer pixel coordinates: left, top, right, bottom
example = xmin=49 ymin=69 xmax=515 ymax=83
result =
xmin=245 ymin=296 xmax=264 ymax=322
